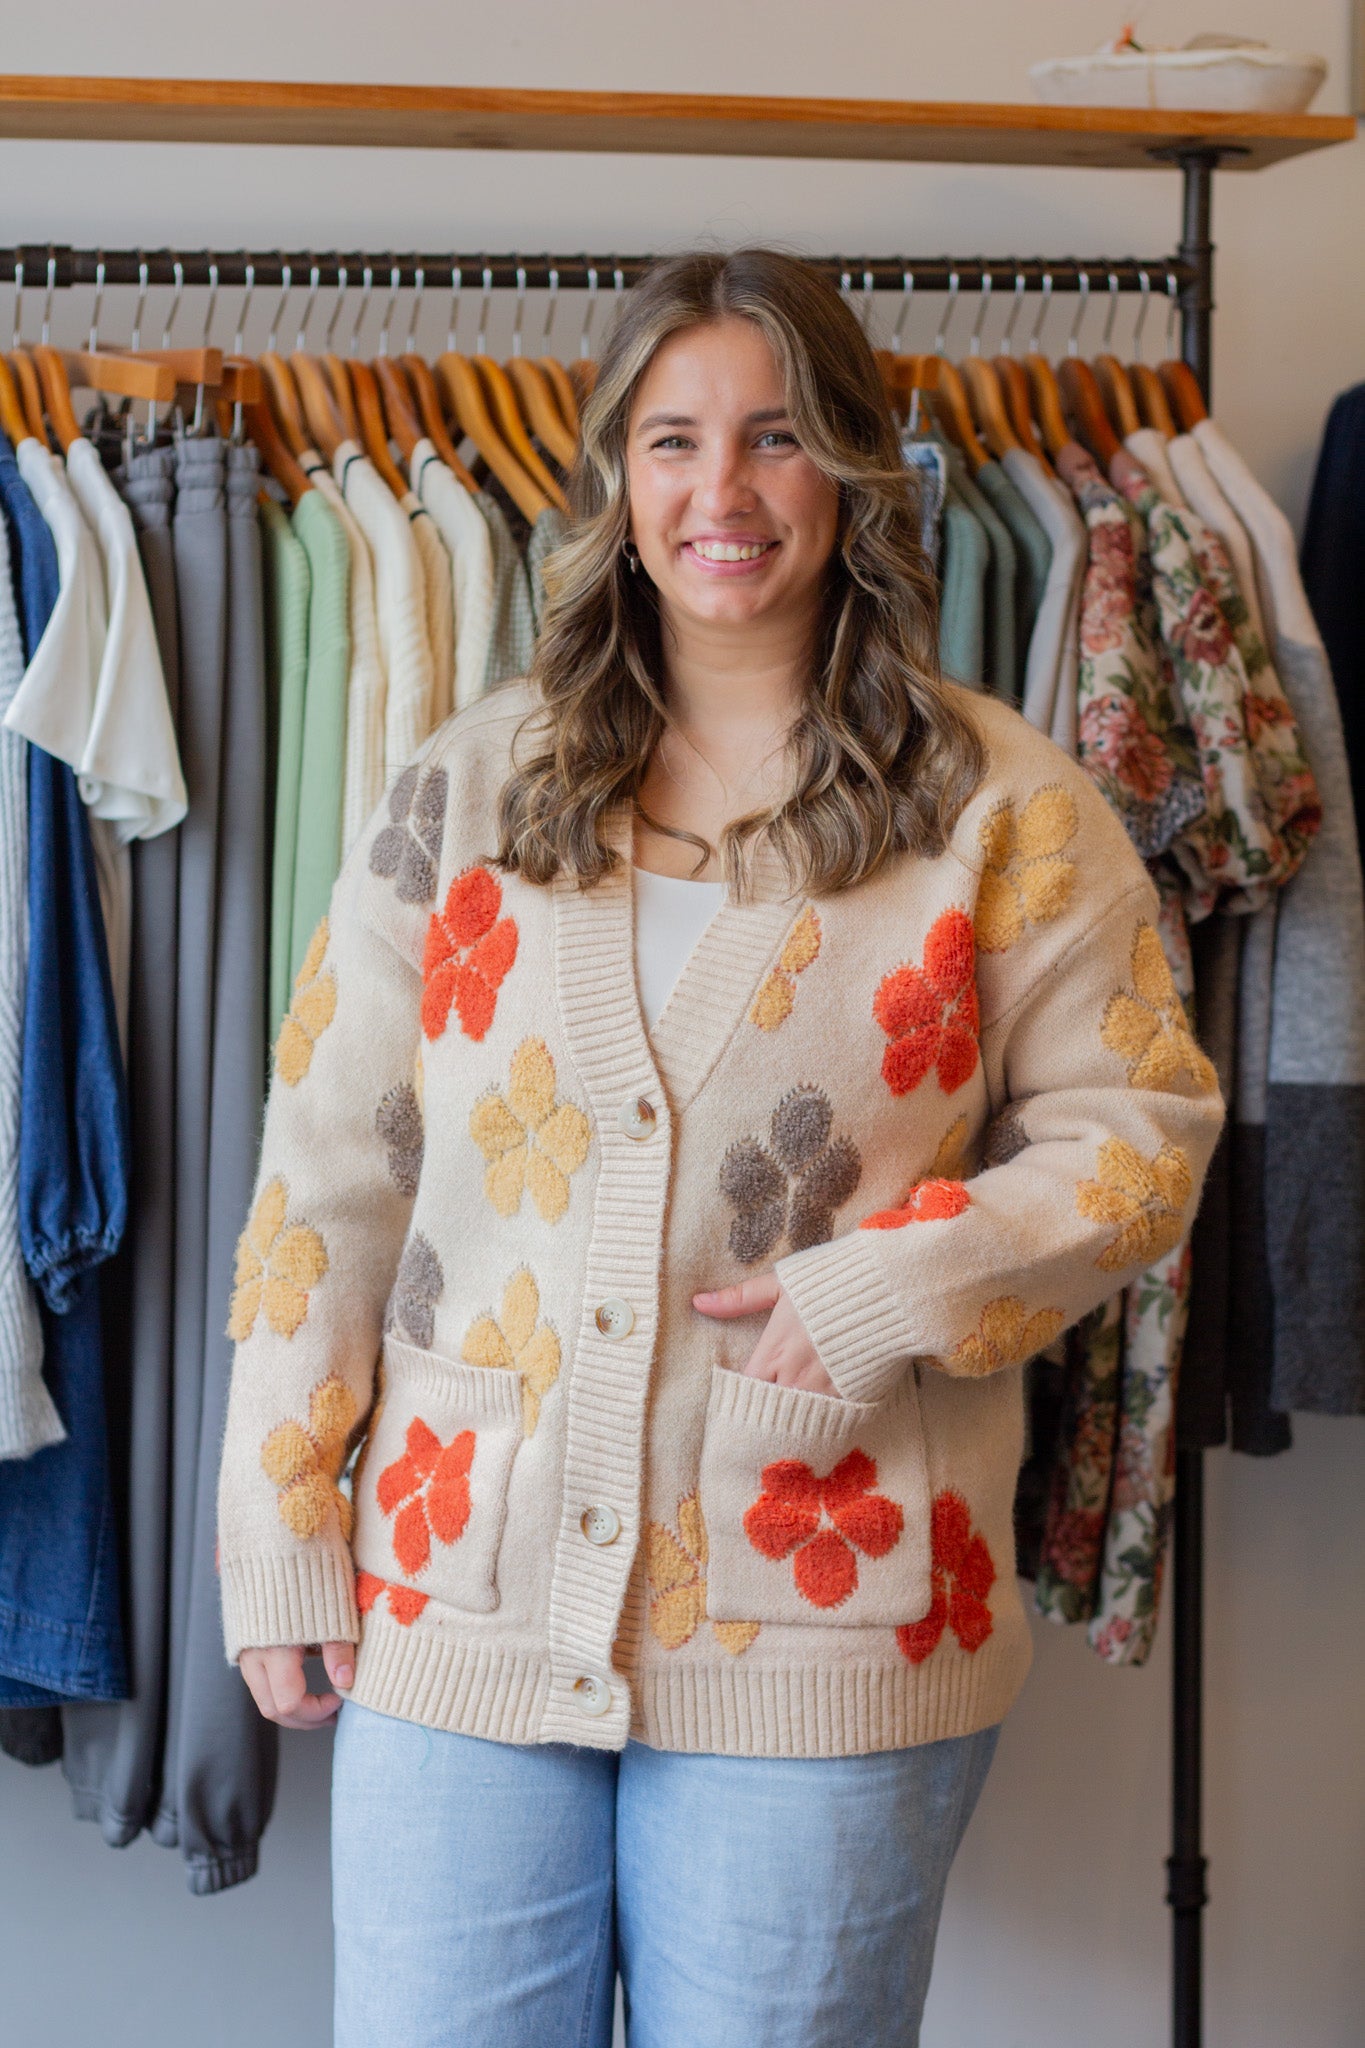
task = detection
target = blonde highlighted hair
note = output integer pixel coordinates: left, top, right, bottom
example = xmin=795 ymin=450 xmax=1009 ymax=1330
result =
xmin=495 ymin=247 xmax=984 ymax=896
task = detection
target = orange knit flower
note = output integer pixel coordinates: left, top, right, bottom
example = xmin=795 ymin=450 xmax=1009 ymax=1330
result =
xmin=376 ymin=1419 xmax=475 ymax=1577
xmin=896 ymin=1489 xmax=996 ymax=1664
xmin=744 ymin=1449 xmax=903 ymax=1609
xmin=872 ymin=908 xmax=979 ymax=1097
xmin=422 ymin=866 xmax=518 ymax=1042
xmin=860 ymin=1177 xmax=971 ymax=1230
xmin=355 ymin=1570 xmax=429 ymax=1627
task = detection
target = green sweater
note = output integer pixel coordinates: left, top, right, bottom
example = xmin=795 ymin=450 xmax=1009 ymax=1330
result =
xmin=262 ymin=498 xmax=312 ymax=1041
xmin=289 ymin=489 xmax=352 ymax=991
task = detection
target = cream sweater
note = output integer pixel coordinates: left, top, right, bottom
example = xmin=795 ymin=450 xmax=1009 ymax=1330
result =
xmin=218 ymin=680 xmax=1223 ymax=1756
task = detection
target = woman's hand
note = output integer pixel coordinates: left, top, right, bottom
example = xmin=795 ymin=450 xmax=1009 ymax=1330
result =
xmin=692 ymin=1273 xmax=839 ymax=1396
xmin=239 ymin=1641 xmax=355 ymax=1730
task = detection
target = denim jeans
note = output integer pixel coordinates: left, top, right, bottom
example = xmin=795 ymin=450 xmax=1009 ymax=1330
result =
xmin=331 ymin=1699 xmax=1000 ymax=2048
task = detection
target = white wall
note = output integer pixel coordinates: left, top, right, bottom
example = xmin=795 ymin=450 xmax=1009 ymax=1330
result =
xmin=1 ymin=7 xmax=1363 ymax=2044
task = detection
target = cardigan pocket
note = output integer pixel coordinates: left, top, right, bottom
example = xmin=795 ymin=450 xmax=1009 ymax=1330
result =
xmin=700 ymin=1365 xmax=934 ymax=1628
xmin=350 ymin=1334 xmax=523 ymax=1617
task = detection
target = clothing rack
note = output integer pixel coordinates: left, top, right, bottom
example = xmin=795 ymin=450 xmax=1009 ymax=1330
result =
xmin=5 ymin=80 xmax=1341 ymax=2037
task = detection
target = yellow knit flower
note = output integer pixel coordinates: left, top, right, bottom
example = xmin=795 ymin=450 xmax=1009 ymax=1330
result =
xmin=751 ymin=905 xmax=822 ymax=1030
xmin=948 ymin=1296 xmax=1066 ymax=1377
xmin=1102 ymin=924 xmax=1218 ymax=1095
xmin=227 ymin=1179 xmax=329 ymax=1340
xmin=1076 ymin=1137 xmax=1193 ymax=1273
xmin=645 ymin=1491 xmax=759 ymax=1655
xmin=974 ymin=788 xmax=1079 ymax=954
xmin=273 ymin=919 xmax=337 ymax=1086
xmin=468 ymin=1038 xmax=590 ymax=1223
xmin=259 ymin=1375 xmax=358 ymax=1541
xmin=461 ymin=1267 xmax=562 ymax=1435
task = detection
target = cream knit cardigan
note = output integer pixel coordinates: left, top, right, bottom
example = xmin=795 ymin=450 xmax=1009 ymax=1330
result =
xmin=218 ymin=680 xmax=1224 ymax=1757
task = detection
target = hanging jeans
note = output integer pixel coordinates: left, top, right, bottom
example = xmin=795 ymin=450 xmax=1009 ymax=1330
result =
xmin=0 ymin=741 xmax=129 ymax=1703
xmin=332 ymin=1700 xmax=1001 ymax=2048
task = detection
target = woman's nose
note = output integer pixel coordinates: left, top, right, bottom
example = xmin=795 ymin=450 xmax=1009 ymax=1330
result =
xmin=691 ymin=449 xmax=757 ymax=520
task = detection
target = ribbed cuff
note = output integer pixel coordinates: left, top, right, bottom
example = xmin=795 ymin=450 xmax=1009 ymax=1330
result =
xmin=775 ymin=1231 xmax=919 ymax=1405
xmin=219 ymin=1545 xmax=360 ymax=1663
xmin=0 ymin=1364 xmax=67 ymax=1461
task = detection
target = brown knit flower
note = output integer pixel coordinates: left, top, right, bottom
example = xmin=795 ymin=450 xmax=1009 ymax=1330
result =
xmin=719 ymin=1085 xmax=862 ymax=1264
xmin=376 ymin=1083 xmax=424 ymax=1195
xmin=369 ymin=764 xmax=449 ymax=906
xmin=385 ymin=1233 xmax=444 ymax=1349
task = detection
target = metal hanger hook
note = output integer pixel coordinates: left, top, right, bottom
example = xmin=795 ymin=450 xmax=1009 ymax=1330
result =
xmin=41 ymin=248 xmax=57 ymax=347
xmin=477 ymin=262 xmax=493 ymax=357
xmin=1101 ymin=269 xmax=1121 ymax=351
xmin=579 ymin=262 xmax=599 ymax=360
xmin=511 ymin=263 xmax=528 ymax=359
xmin=891 ymin=269 xmax=915 ymax=354
xmin=999 ymin=270 xmax=1026 ymax=357
xmin=88 ymin=253 xmax=106 ymax=354
xmin=933 ymin=268 xmax=961 ymax=356
xmin=296 ymin=259 xmax=321 ymax=354
xmin=1165 ymin=268 xmax=1180 ymax=355
xmin=1132 ymin=269 xmax=1152 ymax=363
xmin=405 ymin=264 xmax=424 ymax=356
xmin=446 ymin=264 xmax=462 ymax=354
xmin=233 ymin=257 xmax=256 ymax=359
xmin=324 ymin=260 xmax=349 ymax=352
xmin=192 ymin=257 xmax=219 ymax=435
xmin=349 ymin=264 xmax=374 ymax=359
xmin=378 ymin=256 xmax=402 ymax=360
xmin=861 ymin=267 xmax=875 ymax=338
xmin=541 ymin=263 xmax=560 ymax=350
xmin=1027 ymin=271 xmax=1053 ymax=354
xmin=11 ymin=256 xmax=22 ymax=351
xmin=1067 ymin=268 xmax=1091 ymax=358
xmin=968 ymin=267 xmax=993 ymax=357
xmin=266 ymin=257 xmax=293 ymax=355
xmin=160 ymin=256 xmax=185 ymax=351
xmin=129 ymin=253 xmax=150 ymax=353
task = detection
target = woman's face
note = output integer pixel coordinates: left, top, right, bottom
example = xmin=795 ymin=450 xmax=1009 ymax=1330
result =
xmin=624 ymin=315 xmax=840 ymax=637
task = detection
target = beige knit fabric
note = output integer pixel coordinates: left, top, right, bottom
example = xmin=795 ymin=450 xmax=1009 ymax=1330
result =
xmin=217 ymin=680 xmax=1224 ymax=1756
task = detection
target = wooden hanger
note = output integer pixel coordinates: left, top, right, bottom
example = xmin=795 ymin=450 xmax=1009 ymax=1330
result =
xmin=374 ymin=356 xmax=424 ymax=467
xmin=31 ymin=345 xmax=82 ymax=452
xmin=350 ymin=357 xmax=410 ymax=498
xmin=290 ymin=351 xmax=346 ymax=460
xmin=1132 ymin=363 xmax=1178 ymax=437
xmin=992 ymin=354 xmax=1049 ymax=467
xmin=436 ymin=350 xmax=550 ymax=524
xmin=918 ymin=353 xmax=987 ymax=473
xmin=1024 ymin=353 xmax=1071 ymax=461
xmin=960 ymin=355 xmax=1020 ymax=459
xmin=567 ymin=359 xmax=598 ymax=407
xmin=0 ymin=355 xmax=31 ymax=445
xmin=6 ymin=350 xmax=48 ymax=442
xmin=1093 ymin=354 xmax=1141 ymax=438
xmin=1058 ymin=356 xmax=1121 ymax=469
xmin=260 ymin=351 xmax=311 ymax=455
xmin=473 ymin=356 xmax=567 ymax=509
xmin=400 ymin=352 xmax=477 ymax=489
xmin=1158 ymin=360 xmax=1209 ymax=431
xmin=243 ymin=396 xmax=313 ymax=507
xmin=505 ymin=356 xmax=577 ymax=471
xmin=322 ymin=355 xmax=361 ymax=442
xmin=540 ymin=357 xmax=579 ymax=439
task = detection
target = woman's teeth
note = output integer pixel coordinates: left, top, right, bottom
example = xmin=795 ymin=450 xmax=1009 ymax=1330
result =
xmin=688 ymin=540 xmax=773 ymax=561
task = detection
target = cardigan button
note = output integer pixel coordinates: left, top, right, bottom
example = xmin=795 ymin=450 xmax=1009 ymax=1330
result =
xmin=580 ymin=1504 xmax=622 ymax=1546
xmin=572 ymin=1674 xmax=612 ymax=1717
xmin=594 ymin=1297 xmax=635 ymax=1339
xmin=618 ymin=1095 xmax=658 ymax=1140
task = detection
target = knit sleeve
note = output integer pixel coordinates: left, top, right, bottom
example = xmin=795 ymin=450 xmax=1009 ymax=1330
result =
xmin=773 ymin=877 xmax=1226 ymax=1405
xmin=215 ymin=780 xmax=428 ymax=1661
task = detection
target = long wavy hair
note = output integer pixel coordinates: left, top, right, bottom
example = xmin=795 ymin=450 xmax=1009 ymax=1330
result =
xmin=494 ymin=247 xmax=984 ymax=896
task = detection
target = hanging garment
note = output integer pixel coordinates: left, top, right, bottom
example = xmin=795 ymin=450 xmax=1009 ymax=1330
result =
xmin=1057 ymin=442 xmax=1205 ymax=861
xmin=937 ymin=483 xmax=988 ymax=686
xmin=409 ymin=497 xmax=454 ymax=725
xmin=942 ymin=447 xmax=1017 ymax=701
xmin=525 ymin=506 xmax=569 ymax=635
xmin=298 ymin=449 xmax=387 ymax=861
xmin=1000 ymin=446 xmax=1086 ymax=741
xmin=286 ymin=489 xmax=352 ymax=997
xmin=154 ymin=442 xmax=277 ymax=1894
xmin=1124 ymin=425 xmax=1188 ymax=510
xmin=335 ymin=441 xmax=434 ymax=785
xmin=261 ymin=499 xmax=312 ymax=1041
xmin=0 ymin=461 xmax=56 ymax=1460
xmin=61 ymin=442 xmax=182 ymax=1853
xmin=974 ymin=458 xmax=1053 ymax=705
xmin=1167 ymin=433 xmax=1269 ymax=648
xmin=899 ymin=433 xmax=947 ymax=557
xmin=0 ymin=691 xmax=129 ymax=1704
xmin=477 ymin=489 xmax=536 ymax=689
xmin=410 ymin=440 xmax=495 ymax=713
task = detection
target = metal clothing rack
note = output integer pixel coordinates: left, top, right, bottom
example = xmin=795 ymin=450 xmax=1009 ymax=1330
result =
xmin=1 ymin=148 xmax=1239 ymax=2048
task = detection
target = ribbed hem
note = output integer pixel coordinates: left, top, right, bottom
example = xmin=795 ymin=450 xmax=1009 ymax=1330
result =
xmin=186 ymin=1849 xmax=260 ymax=1896
xmin=776 ymin=1230 xmax=920 ymax=1404
xmin=0 ymin=1363 xmax=66 ymax=1461
xmin=219 ymin=1546 xmax=361 ymax=1663
xmin=345 ymin=1604 xmax=1032 ymax=1758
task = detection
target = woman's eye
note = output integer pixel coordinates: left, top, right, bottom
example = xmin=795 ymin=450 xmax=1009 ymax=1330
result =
xmin=652 ymin=435 xmax=692 ymax=451
xmin=756 ymin=430 xmax=797 ymax=449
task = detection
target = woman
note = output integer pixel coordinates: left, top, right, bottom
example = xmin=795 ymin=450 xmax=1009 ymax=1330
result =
xmin=218 ymin=249 xmax=1223 ymax=2046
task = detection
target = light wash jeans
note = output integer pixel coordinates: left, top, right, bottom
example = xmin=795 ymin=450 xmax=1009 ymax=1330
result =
xmin=331 ymin=1698 xmax=1000 ymax=2048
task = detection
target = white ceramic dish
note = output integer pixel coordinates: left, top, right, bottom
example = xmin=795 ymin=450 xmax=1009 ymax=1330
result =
xmin=1029 ymin=47 xmax=1327 ymax=115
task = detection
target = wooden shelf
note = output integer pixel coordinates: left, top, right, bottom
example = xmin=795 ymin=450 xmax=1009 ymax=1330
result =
xmin=0 ymin=76 xmax=1353 ymax=169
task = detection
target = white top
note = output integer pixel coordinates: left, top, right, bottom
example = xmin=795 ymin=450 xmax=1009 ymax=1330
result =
xmin=1001 ymin=446 xmax=1086 ymax=750
xmin=1125 ymin=426 xmax=1188 ymax=512
xmin=411 ymin=442 xmax=497 ymax=713
xmin=407 ymin=494 xmax=454 ymax=729
xmin=632 ymin=865 xmax=727 ymax=1031
xmin=334 ymin=441 xmax=434 ymax=791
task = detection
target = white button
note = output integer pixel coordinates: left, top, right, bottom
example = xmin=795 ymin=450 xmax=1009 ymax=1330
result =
xmin=572 ymin=1674 xmax=612 ymax=1716
xmin=581 ymin=1504 xmax=622 ymax=1546
xmin=595 ymin=1297 xmax=635 ymax=1339
xmin=618 ymin=1095 xmax=657 ymax=1140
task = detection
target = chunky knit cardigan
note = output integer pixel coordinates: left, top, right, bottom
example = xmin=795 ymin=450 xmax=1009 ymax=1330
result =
xmin=217 ymin=679 xmax=1224 ymax=1757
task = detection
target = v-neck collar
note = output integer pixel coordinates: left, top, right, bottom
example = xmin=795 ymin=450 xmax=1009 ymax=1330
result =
xmin=551 ymin=805 xmax=801 ymax=1117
